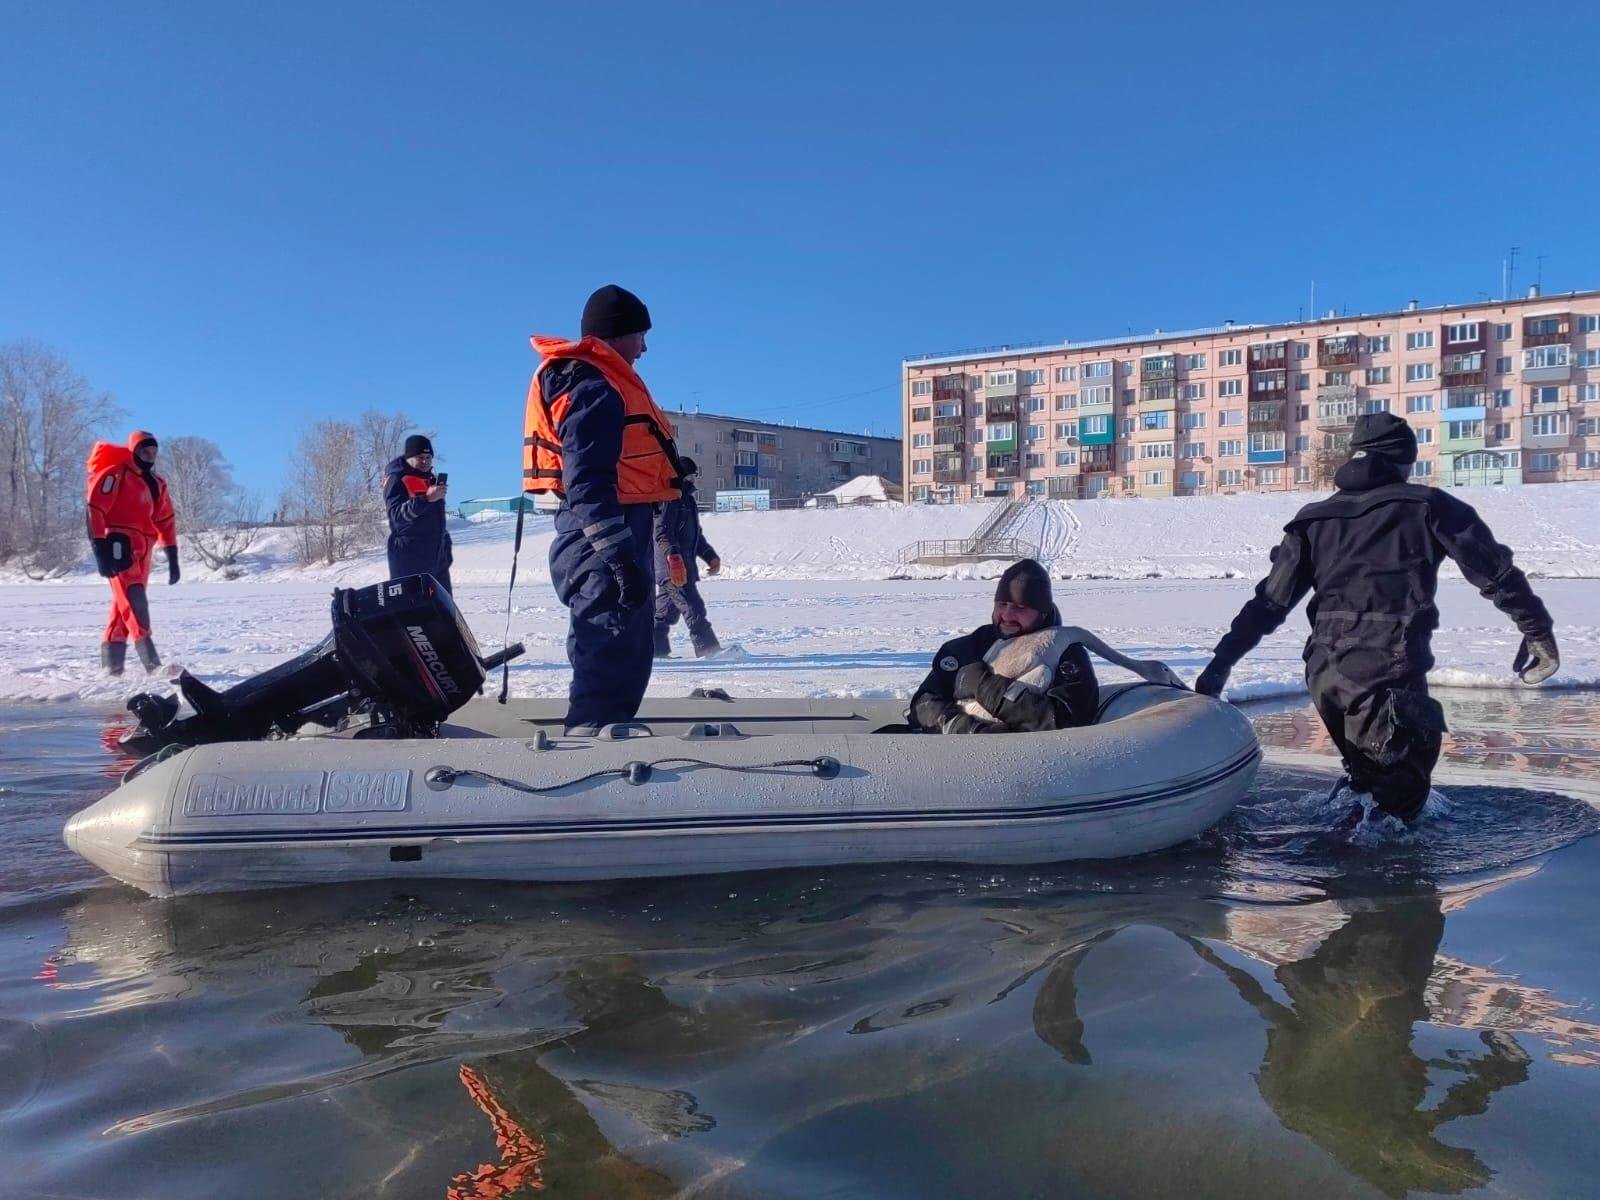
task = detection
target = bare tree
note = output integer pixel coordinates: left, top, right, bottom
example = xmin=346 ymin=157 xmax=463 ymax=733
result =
xmin=161 ymin=435 xmax=234 ymax=533
xmin=192 ymin=492 xmax=265 ymax=573
xmin=1307 ymin=444 xmax=1341 ymax=488
xmin=355 ymin=409 xmax=432 ymax=530
xmin=0 ymin=341 xmax=122 ymax=575
xmin=282 ymin=419 xmax=370 ymax=565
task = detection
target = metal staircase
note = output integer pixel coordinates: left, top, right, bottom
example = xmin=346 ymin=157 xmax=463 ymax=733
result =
xmin=897 ymin=498 xmax=1040 ymax=566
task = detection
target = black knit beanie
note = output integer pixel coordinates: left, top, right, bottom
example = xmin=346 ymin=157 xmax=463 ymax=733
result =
xmin=995 ymin=558 xmax=1053 ymax=614
xmin=581 ymin=284 xmax=652 ymax=340
xmin=678 ymin=455 xmax=699 ymax=478
xmin=1349 ymin=412 xmax=1418 ymax=465
xmin=403 ymin=434 xmax=434 ymax=458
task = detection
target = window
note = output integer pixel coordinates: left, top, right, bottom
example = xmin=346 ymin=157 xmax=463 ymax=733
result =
xmin=1123 ymin=475 xmax=1138 ymax=491
xmin=1080 ymin=414 xmax=1111 ymax=437
xmin=1528 ymin=317 xmax=1566 ymax=339
xmin=1182 ymin=471 xmax=1206 ymax=489
xmin=1140 ymin=442 xmax=1173 ymax=459
xmin=1055 ymin=450 xmax=1077 ymax=466
xmin=1055 ymin=393 xmax=1077 ymax=410
xmin=1054 ymin=365 xmax=1077 ymax=383
xmin=911 ymin=433 xmax=932 ymax=448
xmin=1406 ymin=331 xmax=1435 ymax=350
xmin=1494 ymin=322 xmax=1514 ymax=340
xmin=1405 ymin=363 xmax=1435 ymax=382
xmin=1324 ymin=370 xmax=1352 ymax=386
xmin=1219 ymin=439 xmax=1244 ymax=456
xmin=1530 ymin=452 xmax=1561 ymax=472
xmin=1219 ymin=379 xmax=1243 ymax=397
xmin=1258 ymin=468 xmax=1282 ymax=484
xmin=1367 ymin=367 xmax=1392 ymax=385
xmin=1583 ymin=385 xmax=1600 ymax=402
xmin=1294 ymin=465 xmax=1312 ymax=484
xmin=1122 ymin=389 xmax=1136 ymax=405
xmin=1412 ymin=460 xmax=1434 ymax=478
xmin=1417 ymin=427 xmax=1435 ymax=444
xmin=1529 ymin=385 xmax=1562 ymax=407
xmin=1025 ymin=452 xmax=1045 ymax=468
xmin=1120 ymin=418 xmax=1135 ymax=435
xmin=1406 ymin=394 xmax=1434 ymax=413
xmin=1580 ymin=315 xmax=1600 ymax=334
xmin=971 ymin=401 xmax=983 ymax=418
xmin=911 ymin=406 xmax=931 ymax=422
xmin=1055 ymin=421 xmax=1078 ymax=439
xmin=1295 ymin=435 xmax=1310 ymax=452
xmin=1524 ymin=345 xmax=1571 ymax=370
xmin=1292 ymin=373 xmax=1308 ymax=390
xmin=1218 ymin=469 xmax=1243 ymax=486
xmin=1578 ymin=350 xmax=1600 ymax=367
xmin=1529 ymin=413 xmax=1569 ymax=437
xmin=1446 ymin=322 xmax=1481 ymax=344
xmin=911 ymin=458 xmax=932 ymax=474
xmin=1297 ymin=405 xmax=1310 ymax=420
xmin=1219 ymin=349 xmax=1243 ymax=366
xmin=1143 ymin=470 xmax=1170 ymax=486
xmin=1182 ymin=383 xmax=1207 ymax=401
xmin=1140 ymin=411 xmax=1171 ymax=430
xmin=1182 ymin=411 xmax=1206 ymax=430
xmin=1494 ymin=356 xmax=1511 ymax=374
xmin=1083 ymin=360 xmax=1112 ymax=379
xmin=1081 ymin=384 xmax=1113 ymax=406
xmin=1493 ymin=423 xmax=1512 ymax=438
xmin=1249 ymin=431 xmax=1285 ymax=453
xmin=985 ymin=370 xmax=1016 ymax=387
xmin=1360 ymin=397 xmax=1391 ymax=414
xmin=1447 ymin=419 xmax=1484 ymax=441
xmin=1184 ymin=353 xmax=1206 ymax=370
xmin=1183 ymin=442 xmax=1207 ymax=459
xmin=1219 ymin=409 xmax=1243 ymax=426
xmin=1494 ymin=389 xmax=1513 ymax=407
xmin=1294 ymin=343 xmax=1310 ymax=360
xmin=1022 ymin=369 xmax=1045 ymax=386
xmin=971 ymin=454 xmax=983 ymax=472
xmin=1581 ymin=451 xmax=1600 ymax=470
xmin=910 ymin=379 xmax=932 ymax=396
xmin=1368 ymin=335 xmax=1391 ymax=354
xmin=987 ymin=422 xmax=1015 ymax=441
xmin=1025 ymin=424 xmax=1045 ymax=441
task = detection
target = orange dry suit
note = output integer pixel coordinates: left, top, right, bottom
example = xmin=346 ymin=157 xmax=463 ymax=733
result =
xmin=86 ymin=431 xmax=177 ymax=643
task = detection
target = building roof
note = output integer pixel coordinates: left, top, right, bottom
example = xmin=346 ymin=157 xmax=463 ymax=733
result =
xmin=903 ymin=288 xmax=1600 ymax=369
xmin=666 ymin=408 xmax=899 ymax=443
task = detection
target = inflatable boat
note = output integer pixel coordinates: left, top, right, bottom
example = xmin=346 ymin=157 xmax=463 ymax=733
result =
xmin=65 ymin=578 xmax=1261 ymax=898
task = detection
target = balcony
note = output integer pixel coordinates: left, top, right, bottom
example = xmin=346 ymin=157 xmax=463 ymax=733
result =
xmin=1440 ymin=408 xmax=1487 ymax=453
xmin=1140 ymin=354 xmax=1177 ymax=382
xmin=1317 ymin=335 xmax=1361 ymax=367
xmin=1248 ymin=401 xmax=1285 ymax=430
xmin=932 ymin=401 xmax=965 ymax=426
xmin=1248 ymin=342 xmax=1288 ymax=371
xmin=1077 ymin=389 xmax=1115 ymax=416
xmin=1524 ymin=314 xmax=1571 ymax=347
xmin=987 ymin=454 xmax=1020 ymax=478
xmin=1523 ymin=419 xmax=1572 ymax=449
xmin=1079 ymin=447 xmax=1117 ymax=473
xmin=933 ymin=454 xmax=966 ymax=483
xmin=1443 ymin=450 xmax=1521 ymax=488
xmin=1316 ymin=385 xmax=1358 ymax=428
xmin=1441 ymin=324 xmax=1488 ymax=354
xmin=1250 ymin=370 xmax=1288 ymax=398
xmin=933 ymin=375 xmax=966 ymax=401
xmin=1522 ymin=346 xmax=1571 ymax=384
xmin=1441 ymin=353 xmax=1487 ymax=389
xmin=1139 ymin=382 xmax=1176 ymax=410
xmin=932 ymin=426 xmax=964 ymax=447
xmin=984 ymin=396 xmax=1019 ymax=420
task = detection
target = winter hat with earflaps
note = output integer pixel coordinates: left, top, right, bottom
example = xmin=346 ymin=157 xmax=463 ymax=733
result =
xmin=1348 ymin=412 xmax=1418 ymax=465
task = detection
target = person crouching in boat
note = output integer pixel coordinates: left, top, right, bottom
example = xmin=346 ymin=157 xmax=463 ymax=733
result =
xmin=909 ymin=559 xmax=1182 ymax=734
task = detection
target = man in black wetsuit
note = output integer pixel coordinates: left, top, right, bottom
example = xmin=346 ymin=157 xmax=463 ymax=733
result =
xmin=1195 ymin=413 xmax=1558 ymax=820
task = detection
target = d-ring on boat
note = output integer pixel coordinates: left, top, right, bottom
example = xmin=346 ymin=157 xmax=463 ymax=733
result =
xmin=65 ymin=577 xmax=1261 ymax=898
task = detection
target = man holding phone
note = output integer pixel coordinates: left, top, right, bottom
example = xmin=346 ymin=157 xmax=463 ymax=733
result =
xmin=383 ymin=433 xmax=454 ymax=593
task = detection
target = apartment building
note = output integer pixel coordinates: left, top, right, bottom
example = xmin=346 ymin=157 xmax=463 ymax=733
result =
xmin=664 ymin=409 xmax=901 ymax=501
xmin=902 ymin=289 xmax=1600 ymax=501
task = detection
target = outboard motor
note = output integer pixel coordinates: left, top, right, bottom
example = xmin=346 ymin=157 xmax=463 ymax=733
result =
xmin=123 ymin=575 xmax=523 ymax=752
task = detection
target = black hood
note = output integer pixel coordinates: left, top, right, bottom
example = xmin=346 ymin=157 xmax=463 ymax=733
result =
xmin=1333 ymin=453 xmax=1408 ymax=492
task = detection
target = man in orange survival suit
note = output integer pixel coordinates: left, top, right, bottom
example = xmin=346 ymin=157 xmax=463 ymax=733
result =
xmin=86 ymin=430 xmax=180 ymax=675
xmin=524 ymin=285 xmax=683 ymax=735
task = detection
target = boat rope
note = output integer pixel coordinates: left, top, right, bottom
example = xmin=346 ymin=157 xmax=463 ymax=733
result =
xmin=121 ymin=741 xmax=187 ymax=784
xmin=426 ymin=754 xmax=841 ymax=794
xmin=497 ymin=500 xmax=529 ymax=705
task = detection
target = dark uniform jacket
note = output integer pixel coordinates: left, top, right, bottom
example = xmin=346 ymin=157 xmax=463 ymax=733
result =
xmin=910 ymin=614 xmax=1099 ymax=734
xmin=653 ymin=479 xmax=718 ymax=583
xmin=383 ymin=455 xmax=452 ymax=583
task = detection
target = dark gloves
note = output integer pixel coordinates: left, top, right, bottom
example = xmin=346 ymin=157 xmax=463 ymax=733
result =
xmin=953 ymin=662 xmax=991 ymax=700
xmin=1513 ymin=632 xmax=1559 ymax=685
xmin=91 ymin=533 xmax=132 ymax=578
xmin=164 ymin=544 xmax=181 ymax=585
xmin=612 ymin=560 xmax=649 ymax=611
xmin=1194 ymin=659 xmax=1231 ymax=697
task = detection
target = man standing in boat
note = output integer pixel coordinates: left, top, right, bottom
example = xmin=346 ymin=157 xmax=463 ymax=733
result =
xmin=523 ymin=285 xmax=684 ymax=734
xmin=86 ymin=430 xmax=180 ymax=675
xmin=1194 ymin=412 xmax=1559 ymax=822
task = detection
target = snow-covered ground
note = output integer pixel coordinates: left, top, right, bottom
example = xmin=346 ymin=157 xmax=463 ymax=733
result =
xmin=3 ymin=485 xmax=1597 ymax=704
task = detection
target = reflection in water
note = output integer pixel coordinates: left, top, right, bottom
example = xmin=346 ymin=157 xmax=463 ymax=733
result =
xmin=448 ymin=1064 xmax=546 ymax=1199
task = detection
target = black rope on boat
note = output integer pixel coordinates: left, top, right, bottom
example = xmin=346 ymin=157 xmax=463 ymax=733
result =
xmin=426 ymin=755 xmax=841 ymax=794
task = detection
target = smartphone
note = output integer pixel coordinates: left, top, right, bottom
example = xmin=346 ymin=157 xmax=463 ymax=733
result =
xmin=435 ymin=472 xmax=448 ymax=485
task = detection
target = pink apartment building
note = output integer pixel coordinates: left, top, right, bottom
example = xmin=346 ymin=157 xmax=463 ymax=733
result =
xmin=901 ymin=288 xmax=1600 ymax=501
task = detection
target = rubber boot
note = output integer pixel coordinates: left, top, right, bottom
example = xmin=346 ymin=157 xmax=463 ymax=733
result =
xmin=134 ymin=636 xmax=161 ymax=673
xmin=692 ymin=633 xmax=722 ymax=659
xmin=101 ymin=641 xmax=127 ymax=676
xmin=653 ymin=627 xmax=673 ymax=658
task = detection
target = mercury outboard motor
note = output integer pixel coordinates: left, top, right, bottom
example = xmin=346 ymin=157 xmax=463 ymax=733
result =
xmin=123 ymin=575 xmax=523 ymax=752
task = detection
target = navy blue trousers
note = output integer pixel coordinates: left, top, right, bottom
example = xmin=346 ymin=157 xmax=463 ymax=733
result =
xmin=550 ymin=504 xmax=656 ymax=730
xmin=387 ymin=545 xmax=452 ymax=596
xmin=653 ymin=578 xmax=715 ymax=646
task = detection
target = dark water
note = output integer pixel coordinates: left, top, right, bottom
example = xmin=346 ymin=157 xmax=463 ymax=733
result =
xmin=3 ymin=697 xmax=1600 ymax=1199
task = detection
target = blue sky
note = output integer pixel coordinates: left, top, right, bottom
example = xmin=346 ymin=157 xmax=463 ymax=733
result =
xmin=3 ymin=1 xmax=1597 ymax=501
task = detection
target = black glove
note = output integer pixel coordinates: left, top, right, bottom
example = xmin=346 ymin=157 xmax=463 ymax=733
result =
xmin=953 ymin=661 xmax=991 ymax=701
xmin=91 ymin=533 xmax=132 ymax=578
xmin=612 ymin=560 xmax=649 ymax=611
xmin=1194 ymin=659 xmax=1231 ymax=697
xmin=1513 ymin=632 xmax=1559 ymax=685
xmin=165 ymin=544 xmax=181 ymax=585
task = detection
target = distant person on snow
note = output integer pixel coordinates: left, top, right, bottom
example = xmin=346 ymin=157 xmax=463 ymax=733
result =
xmin=523 ymin=284 xmax=685 ymax=735
xmin=86 ymin=430 xmax=180 ymax=675
xmin=383 ymin=434 xmax=453 ymax=594
xmin=652 ymin=455 xmax=724 ymax=658
xmin=1195 ymin=412 xmax=1558 ymax=822
xmin=909 ymin=558 xmax=1183 ymax=734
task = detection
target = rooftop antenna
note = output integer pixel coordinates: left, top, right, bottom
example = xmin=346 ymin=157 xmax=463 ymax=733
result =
xmin=1504 ymin=246 xmax=1520 ymax=300
xmin=1536 ymin=254 xmax=1547 ymax=290
xmin=1309 ymin=279 xmax=1315 ymax=321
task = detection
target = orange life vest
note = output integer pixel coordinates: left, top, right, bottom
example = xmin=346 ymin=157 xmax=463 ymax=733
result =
xmin=522 ymin=335 xmax=681 ymax=503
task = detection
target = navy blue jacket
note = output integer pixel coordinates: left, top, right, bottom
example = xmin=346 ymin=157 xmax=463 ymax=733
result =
xmin=383 ymin=455 xmax=452 ymax=577
xmin=542 ymin=359 xmax=660 ymax=569
xmin=653 ymin=480 xmax=717 ymax=582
